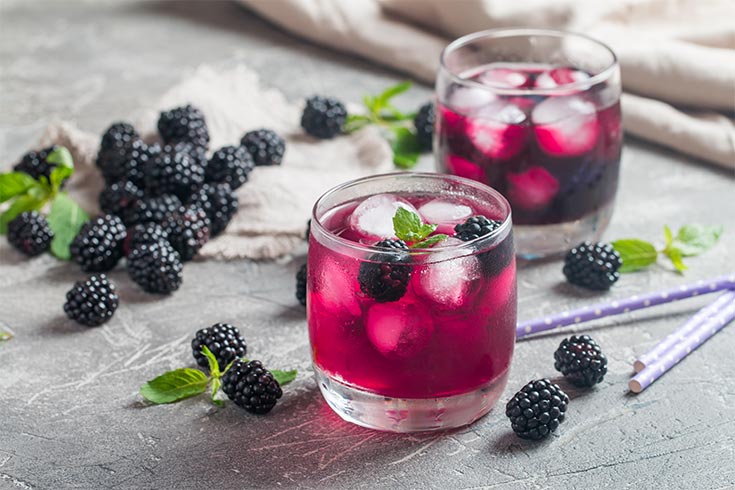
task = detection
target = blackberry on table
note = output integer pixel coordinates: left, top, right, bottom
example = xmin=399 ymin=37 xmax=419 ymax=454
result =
xmin=157 ymin=104 xmax=210 ymax=150
xmin=554 ymin=335 xmax=608 ymax=387
xmin=191 ymin=323 xmax=247 ymax=371
xmin=99 ymin=180 xmax=144 ymax=216
xmin=295 ymin=263 xmax=307 ymax=306
xmin=13 ymin=145 xmax=61 ymax=182
xmin=454 ymin=215 xmax=502 ymax=241
xmin=414 ymin=102 xmax=435 ymax=151
xmin=127 ymin=241 xmax=183 ymax=294
xmin=122 ymin=194 xmax=183 ymax=226
xmin=161 ymin=206 xmax=210 ymax=261
xmin=563 ymin=241 xmax=621 ymax=291
xmin=124 ymin=222 xmax=170 ymax=256
xmin=70 ymin=214 xmax=127 ymax=272
xmin=221 ymin=359 xmax=283 ymax=414
xmin=240 ymin=129 xmax=285 ymax=166
xmin=6 ymin=211 xmax=54 ymax=256
xmin=301 ymin=95 xmax=347 ymax=139
xmin=100 ymin=122 xmax=138 ymax=154
xmin=358 ymin=239 xmax=411 ymax=303
xmin=143 ymin=145 xmax=205 ymax=200
xmin=506 ymin=379 xmax=569 ymax=441
xmin=63 ymin=274 xmax=119 ymax=327
xmin=206 ymin=145 xmax=253 ymax=190
xmin=187 ymin=183 xmax=238 ymax=236
xmin=96 ymin=138 xmax=158 ymax=187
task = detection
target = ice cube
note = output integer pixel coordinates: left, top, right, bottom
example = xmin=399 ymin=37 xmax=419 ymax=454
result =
xmin=532 ymin=95 xmax=599 ymax=157
xmin=466 ymin=100 xmax=528 ymax=160
xmin=445 ymin=154 xmax=484 ymax=182
xmin=418 ymin=199 xmax=472 ymax=235
xmin=317 ymin=257 xmax=362 ymax=318
xmin=535 ymin=67 xmax=590 ymax=89
xmin=348 ymin=194 xmax=418 ymax=241
xmin=478 ymin=67 xmax=531 ymax=89
xmin=415 ymin=238 xmax=481 ymax=309
xmin=448 ymin=86 xmax=496 ymax=115
xmin=506 ymin=166 xmax=560 ymax=211
xmin=365 ymin=302 xmax=434 ymax=359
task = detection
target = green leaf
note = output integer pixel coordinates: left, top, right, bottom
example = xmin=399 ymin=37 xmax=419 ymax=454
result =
xmin=375 ymin=81 xmax=412 ymax=108
xmin=140 ymin=368 xmax=209 ymax=404
xmin=393 ymin=206 xmax=422 ymax=242
xmin=390 ymin=127 xmax=421 ymax=169
xmin=0 ymin=172 xmax=38 ymax=203
xmin=200 ymin=345 xmax=221 ymax=378
xmin=612 ymin=239 xmax=658 ymax=273
xmin=411 ymin=234 xmax=448 ymax=249
xmin=210 ymin=377 xmax=224 ymax=406
xmin=272 ymin=369 xmax=297 ymax=386
xmin=50 ymin=165 xmax=73 ymax=192
xmin=46 ymin=193 xmax=89 ymax=260
xmin=664 ymin=246 xmax=687 ymax=274
xmin=672 ymin=224 xmax=723 ymax=257
xmin=0 ymin=194 xmax=46 ymax=234
xmin=663 ymin=225 xmax=674 ymax=248
xmin=0 ymin=331 xmax=12 ymax=343
xmin=344 ymin=114 xmax=372 ymax=133
xmin=45 ymin=146 xmax=74 ymax=170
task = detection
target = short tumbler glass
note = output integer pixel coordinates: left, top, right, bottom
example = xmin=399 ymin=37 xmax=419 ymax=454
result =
xmin=435 ymin=28 xmax=622 ymax=258
xmin=308 ymin=172 xmax=516 ymax=432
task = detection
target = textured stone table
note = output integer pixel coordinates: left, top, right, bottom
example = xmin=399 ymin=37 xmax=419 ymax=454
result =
xmin=1 ymin=2 xmax=734 ymax=489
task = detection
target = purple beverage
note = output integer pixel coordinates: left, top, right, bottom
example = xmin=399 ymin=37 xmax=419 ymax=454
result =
xmin=308 ymin=173 xmax=516 ymax=432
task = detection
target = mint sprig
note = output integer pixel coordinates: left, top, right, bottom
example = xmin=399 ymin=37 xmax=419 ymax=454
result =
xmin=392 ymin=207 xmax=447 ymax=248
xmin=612 ymin=224 xmax=723 ymax=274
xmin=0 ymin=330 xmax=13 ymax=344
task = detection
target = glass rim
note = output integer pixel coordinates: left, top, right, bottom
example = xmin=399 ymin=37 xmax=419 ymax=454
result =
xmin=311 ymin=171 xmax=513 ymax=257
xmin=439 ymin=27 xmax=619 ymax=96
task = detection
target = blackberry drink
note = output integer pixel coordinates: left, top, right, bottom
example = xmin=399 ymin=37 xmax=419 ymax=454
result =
xmin=308 ymin=173 xmax=516 ymax=432
xmin=436 ymin=29 xmax=622 ymax=257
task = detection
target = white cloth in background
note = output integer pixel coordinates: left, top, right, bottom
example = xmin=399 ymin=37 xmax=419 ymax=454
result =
xmin=240 ymin=0 xmax=735 ymax=170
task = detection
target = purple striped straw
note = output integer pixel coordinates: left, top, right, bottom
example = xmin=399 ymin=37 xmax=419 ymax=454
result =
xmin=516 ymin=274 xmax=735 ymax=340
xmin=629 ymin=296 xmax=735 ymax=393
xmin=633 ymin=290 xmax=735 ymax=372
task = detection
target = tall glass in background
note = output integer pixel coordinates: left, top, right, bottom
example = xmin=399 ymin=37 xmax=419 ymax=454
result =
xmin=435 ymin=29 xmax=622 ymax=258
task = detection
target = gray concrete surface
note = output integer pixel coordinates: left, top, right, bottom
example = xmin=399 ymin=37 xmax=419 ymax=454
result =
xmin=1 ymin=1 xmax=734 ymax=489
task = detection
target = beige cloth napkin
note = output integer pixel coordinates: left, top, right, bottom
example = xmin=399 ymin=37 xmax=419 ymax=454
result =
xmin=240 ymin=0 xmax=735 ymax=170
xmin=36 ymin=65 xmax=393 ymax=259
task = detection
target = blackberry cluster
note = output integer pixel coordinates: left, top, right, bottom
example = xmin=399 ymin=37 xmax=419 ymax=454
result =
xmin=295 ymin=263 xmax=307 ymax=306
xmin=506 ymin=379 xmax=569 ymax=441
xmin=6 ymin=211 xmax=54 ymax=257
xmin=124 ymin=222 xmax=169 ymax=255
xmin=99 ymin=180 xmax=144 ymax=216
xmin=241 ymin=129 xmax=285 ymax=166
xmin=70 ymin=214 xmax=127 ymax=272
xmin=157 ymin=104 xmax=210 ymax=150
xmin=358 ymin=239 xmax=412 ymax=302
xmin=144 ymin=147 xmax=205 ymax=200
xmin=127 ymin=241 xmax=183 ymax=294
xmin=63 ymin=274 xmax=119 ymax=327
xmin=563 ymin=241 xmax=621 ymax=291
xmin=191 ymin=323 xmax=247 ymax=371
xmin=301 ymin=95 xmax=347 ymax=139
xmin=221 ymin=360 xmax=283 ymax=414
xmin=122 ymin=194 xmax=183 ymax=226
xmin=96 ymin=138 xmax=158 ymax=187
xmin=188 ymin=183 xmax=238 ymax=236
xmin=414 ymin=102 xmax=435 ymax=151
xmin=205 ymin=145 xmax=253 ymax=190
xmin=13 ymin=145 xmax=62 ymax=182
xmin=161 ymin=206 xmax=211 ymax=261
xmin=554 ymin=335 xmax=608 ymax=387
xmin=100 ymin=122 xmax=138 ymax=153
xmin=454 ymin=216 xmax=502 ymax=241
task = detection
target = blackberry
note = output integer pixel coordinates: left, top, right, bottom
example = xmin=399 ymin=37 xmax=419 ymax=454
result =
xmin=6 ymin=211 xmax=53 ymax=256
xmin=358 ymin=239 xmax=411 ymax=302
xmin=414 ymin=102 xmax=435 ymax=151
xmin=240 ymin=129 xmax=285 ymax=166
xmin=563 ymin=241 xmax=621 ymax=291
xmin=454 ymin=215 xmax=511 ymax=277
xmin=143 ymin=145 xmax=205 ymax=200
xmin=127 ymin=241 xmax=183 ymax=294
xmin=63 ymin=274 xmax=119 ymax=327
xmin=70 ymin=214 xmax=127 ymax=272
xmin=187 ymin=183 xmax=238 ymax=236
xmin=124 ymin=222 xmax=169 ymax=256
xmin=206 ymin=145 xmax=253 ymax=190
xmin=301 ymin=95 xmax=347 ymax=139
xmin=163 ymin=140 xmax=208 ymax=171
xmin=157 ymin=104 xmax=210 ymax=150
xmin=122 ymin=194 xmax=183 ymax=226
xmin=99 ymin=180 xmax=144 ymax=216
xmin=454 ymin=215 xmax=502 ymax=241
xmin=13 ymin=145 xmax=61 ymax=182
xmin=100 ymin=122 xmax=138 ymax=154
xmin=221 ymin=360 xmax=283 ymax=414
xmin=554 ymin=335 xmax=608 ymax=387
xmin=161 ymin=206 xmax=210 ymax=261
xmin=96 ymin=139 xmax=158 ymax=187
xmin=295 ymin=263 xmax=307 ymax=306
xmin=191 ymin=323 xmax=247 ymax=371
xmin=506 ymin=379 xmax=569 ymax=441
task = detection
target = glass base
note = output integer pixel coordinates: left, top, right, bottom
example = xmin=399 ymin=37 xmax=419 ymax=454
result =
xmin=314 ymin=365 xmax=509 ymax=432
xmin=515 ymin=200 xmax=615 ymax=260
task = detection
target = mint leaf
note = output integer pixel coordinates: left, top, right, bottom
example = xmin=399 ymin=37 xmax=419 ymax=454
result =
xmin=612 ymin=239 xmax=658 ymax=273
xmin=210 ymin=377 xmax=224 ymax=407
xmin=50 ymin=165 xmax=73 ymax=192
xmin=0 ymin=330 xmax=12 ymax=343
xmin=0 ymin=172 xmax=38 ymax=203
xmin=412 ymin=234 xmax=448 ymax=249
xmin=140 ymin=368 xmax=209 ymax=404
xmin=272 ymin=369 xmax=297 ymax=386
xmin=0 ymin=194 xmax=46 ymax=234
xmin=672 ymin=224 xmax=723 ymax=257
xmin=390 ymin=127 xmax=421 ymax=169
xmin=664 ymin=246 xmax=687 ymax=274
xmin=45 ymin=146 xmax=74 ymax=170
xmin=344 ymin=114 xmax=371 ymax=133
xmin=375 ymin=81 xmax=412 ymax=109
xmin=393 ymin=207 xmax=424 ymax=242
xmin=47 ymin=193 xmax=89 ymax=260
xmin=200 ymin=345 xmax=221 ymax=378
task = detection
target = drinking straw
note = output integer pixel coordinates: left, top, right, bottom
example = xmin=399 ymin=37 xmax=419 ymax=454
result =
xmin=516 ymin=274 xmax=735 ymax=340
xmin=629 ymin=296 xmax=735 ymax=393
xmin=633 ymin=290 xmax=735 ymax=372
